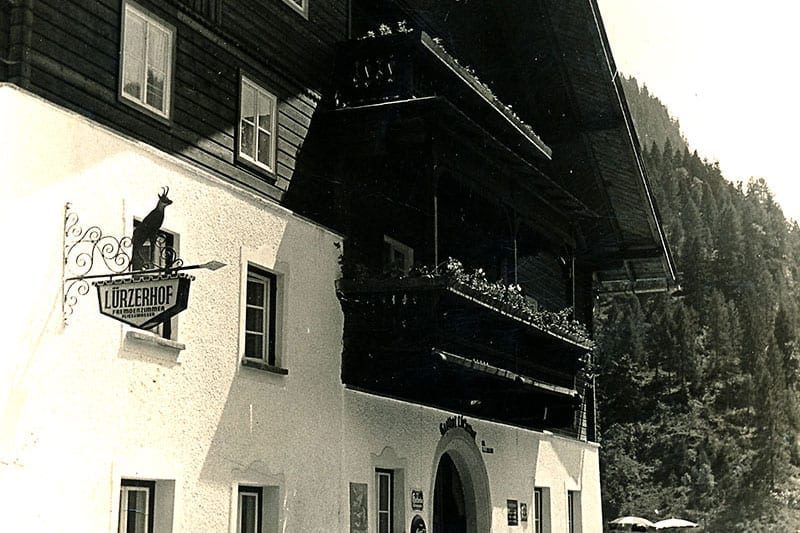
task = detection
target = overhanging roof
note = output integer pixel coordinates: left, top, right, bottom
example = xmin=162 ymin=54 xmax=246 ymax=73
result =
xmin=512 ymin=0 xmax=678 ymax=293
xmin=349 ymin=0 xmax=678 ymax=293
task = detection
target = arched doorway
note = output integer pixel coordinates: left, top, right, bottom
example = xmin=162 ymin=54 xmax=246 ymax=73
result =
xmin=431 ymin=427 xmax=491 ymax=533
xmin=433 ymin=453 xmax=467 ymax=533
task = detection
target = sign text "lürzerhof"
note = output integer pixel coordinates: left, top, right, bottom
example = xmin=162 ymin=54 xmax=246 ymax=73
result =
xmin=95 ymin=273 xmax=192 ymax=329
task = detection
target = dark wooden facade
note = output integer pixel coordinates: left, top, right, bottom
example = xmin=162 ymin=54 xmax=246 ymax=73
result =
xmin=0 ymin=0 xmax=348 ymax=200
xmin=293 ymin=20 xmax=599 ymax=439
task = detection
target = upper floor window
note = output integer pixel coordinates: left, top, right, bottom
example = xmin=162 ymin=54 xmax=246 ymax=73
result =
xmin=282 ymin=0 xmax=308 ymax=18
xmin=238 ymin=76 xmax=278 ymax=174
xmin=120 ymin=1 xmax=174 ymax=119
xmin=118 ymin=479 xmax=155 ymax=533
xmin=383 ymin=235 xmax=414 ymax=276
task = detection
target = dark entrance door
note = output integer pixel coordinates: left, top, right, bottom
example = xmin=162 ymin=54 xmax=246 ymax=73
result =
xmin=433 ymin=453 xmax=467 ymax=533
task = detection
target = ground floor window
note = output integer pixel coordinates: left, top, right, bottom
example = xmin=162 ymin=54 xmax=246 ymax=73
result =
xmin=376 ymin=469 xmax=394 ymax=533
xmin=118 ymin=479 xmax=155 ymax=533
xmin=238 ymin=485 xmax=263 ymax=533
xmin=567 ymin=490 xmax=580 ymax=533
xmin=534 ymin=487 xmax=543 ymax=533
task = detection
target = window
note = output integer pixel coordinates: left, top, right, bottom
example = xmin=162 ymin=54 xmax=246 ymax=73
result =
xmin=238 ymin=76 xmax=278 ymax=174
xmin=282 ymin=0 xmax=308 ymax=18
xmin=119 ymin=479 xmax=155 ymax=533
xmin=120 ymin=1 xmax=174 ymax=118
xmin=534 ymin=487 xmax=549 ymax=533
xmin=376 ymin=469 xmax=394 ymax=533
xmin=132 ymin=221 xmax=177 ymax=340
xmin=238 ymin=486 xmax=263 ymax=533
xmin=244 ymin=265 xmax=277 ymax=366
xmin=534 ymin=488 xmax=543 ymax=533
xmin=567 ymin=491 xmax=580 ymax=533
xmin=383 ymin=236 xmax=414 ymax=275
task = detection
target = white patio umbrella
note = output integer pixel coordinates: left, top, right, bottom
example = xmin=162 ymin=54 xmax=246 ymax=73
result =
xmin=654 ymin=518 xmax=698 ymax=529
xmin=609 ymin=516 xmax=656 ymax=529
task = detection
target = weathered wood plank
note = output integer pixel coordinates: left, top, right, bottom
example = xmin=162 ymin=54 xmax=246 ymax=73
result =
xmin=29 ymin=56 xmax=284 ymax=199
xmin=37 ymin=0 xmax=118 ymax=44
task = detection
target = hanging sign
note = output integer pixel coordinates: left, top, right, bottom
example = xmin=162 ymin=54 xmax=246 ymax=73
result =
xmin=95 ymin=273 xmax=192 ymax=329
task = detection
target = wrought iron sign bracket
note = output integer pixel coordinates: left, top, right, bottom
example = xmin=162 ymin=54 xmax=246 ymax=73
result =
xmin=62 ymin=203 xmax=213 ymax=325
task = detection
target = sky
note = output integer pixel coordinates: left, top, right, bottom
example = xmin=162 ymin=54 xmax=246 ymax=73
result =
xmin=597 ymin=0 xmax=800 ymax=221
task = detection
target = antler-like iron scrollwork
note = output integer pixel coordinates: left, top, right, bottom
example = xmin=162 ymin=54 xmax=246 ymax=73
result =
xmin=63 ymin=204 xmax=134 ymax=323
xmin=138 ymin=234 xmax=183 ymax=273
xmin=62 ymin=190 xmax=185 ymax=324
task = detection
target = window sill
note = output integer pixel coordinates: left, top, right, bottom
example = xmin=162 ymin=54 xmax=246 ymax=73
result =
xmin=126 ymin=329 xmax=186 ymax=352
xmin=241 ymin=359 xmax=288 ymax=375
xmin=235 ymin=153 xmax=279 ymax=183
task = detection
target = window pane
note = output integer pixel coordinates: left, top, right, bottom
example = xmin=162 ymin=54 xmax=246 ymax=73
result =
xmin=257 ymin=129 xmax=272 ymax=167
xmin=241 ymin=120 xmax=255 ymax=159
xmin=123 ymin=13 xmax=146 ymax=100
xmin=240 ymin=494 xmax=257 ymax=533
xmin=246 ymin=307 xmax=264 ymax=333
xmin=257 ymin=92 xmax=273 ymax=131
xmin=147 ymin=25 xmax=169 ymax=74
xmin=245 ymin=333 xmax=263 ymax=359
xmin=378 ymin=514 xmax=389 ymax=533
xmin=241 ymin=84 xmax=257 ymax=123
xmin=146 ymin=67 xmax=165 ymax=110
xmin=145 ymin=26 xmax=168 ymax=111
xmin=240 ymin=83 xmax=257 ymax=159
xmin=379 ymin=475 xmax=389 ymax=511
xmin=247 ymin=279 xmax=265 ymax=306
xmin=125 ymin=489 xmax=148 ymax=533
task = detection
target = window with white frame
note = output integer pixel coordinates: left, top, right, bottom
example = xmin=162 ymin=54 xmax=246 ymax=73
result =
xmin=383 ymin=235 xmax=414 ymax=275
xmin=238 ymin=485 xmax=263 ymax=533
xmin=534 ymin=487 xmax=549 ymax=533
xmin=120 ymin=1 xmax=174 ymax=118
xmin=238 ymin=76 xmax=278 ymax=173
xmin=376 ymin=469 xmax=394 ymax=533
xmin=534 ymin=488 xmax=543 ymax=533
xmin=282 ymin=0 xmax=308 ymax=18
xmin=567 ymin=491 xmax=580 ymax=533
xmin=119 ymin=479 xmax=155 ymax=533
xmin=244 ymin=265 xmax=277 ymax=366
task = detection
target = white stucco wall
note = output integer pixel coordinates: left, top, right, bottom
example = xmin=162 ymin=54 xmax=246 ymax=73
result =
xmin=0 ymin=86 xmax=345 ymax=532
xmin=341 ymin=390 xmax=602 ymax=533
xmin=0 ymin=85 xmax=603 ymax=532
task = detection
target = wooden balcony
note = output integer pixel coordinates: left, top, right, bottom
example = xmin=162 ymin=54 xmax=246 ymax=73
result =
xmin=332 ymin=29 xmax=552 ymax=162
xmin=337 ymin=276 xmax=592 ymax=434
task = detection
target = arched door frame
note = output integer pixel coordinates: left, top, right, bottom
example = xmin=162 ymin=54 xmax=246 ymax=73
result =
xmin=430 ymin=428 xmax=491 ymax=533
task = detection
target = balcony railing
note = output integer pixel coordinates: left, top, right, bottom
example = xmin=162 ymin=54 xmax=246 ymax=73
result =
xmin=333 ymin=29 xmax=552 ymax=160
xmin=337 ymin=272 xmax=592 ymax=433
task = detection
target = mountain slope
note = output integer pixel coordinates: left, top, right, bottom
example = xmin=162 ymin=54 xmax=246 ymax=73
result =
xmin=597 ymin=76 xmax=800 ymax=532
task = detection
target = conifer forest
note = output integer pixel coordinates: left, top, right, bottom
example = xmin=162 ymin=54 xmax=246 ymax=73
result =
xmin=597 ymin=77 xmax=800 ymax=531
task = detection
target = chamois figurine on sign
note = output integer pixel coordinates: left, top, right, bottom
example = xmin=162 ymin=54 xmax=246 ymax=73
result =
xmin=131 ymin=187 xmax=173 ymax=272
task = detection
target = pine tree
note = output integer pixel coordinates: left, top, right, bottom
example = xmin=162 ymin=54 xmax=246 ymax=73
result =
xmin=597 ymin=76 xmax=800 ymax=531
